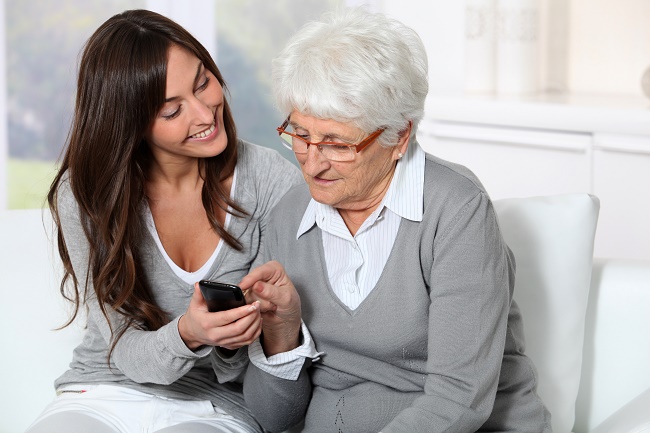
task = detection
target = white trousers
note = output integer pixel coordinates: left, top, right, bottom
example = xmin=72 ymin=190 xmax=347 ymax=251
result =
xmin=25 ymin=384 xmax=258 ymax=433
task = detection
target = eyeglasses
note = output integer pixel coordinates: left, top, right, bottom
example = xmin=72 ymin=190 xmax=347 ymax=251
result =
xmin=276 ymin=116 xmax=384 ymax=162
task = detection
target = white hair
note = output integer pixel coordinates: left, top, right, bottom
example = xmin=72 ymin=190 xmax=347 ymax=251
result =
xmin=272 ymin=8 xmax=429 ymax=147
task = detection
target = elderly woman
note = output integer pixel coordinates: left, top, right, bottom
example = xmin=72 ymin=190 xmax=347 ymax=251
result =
xmin=239 ymin=9 xmax=551 ymax=433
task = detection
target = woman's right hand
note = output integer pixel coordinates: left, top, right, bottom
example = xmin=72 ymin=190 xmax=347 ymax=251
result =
xmin=178 ymin=283 xmax=262 ymax=351
xmin=239 ymin=261 xmax=302 ymax=356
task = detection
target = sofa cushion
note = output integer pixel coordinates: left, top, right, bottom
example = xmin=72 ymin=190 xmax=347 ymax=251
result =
xmin=0 ymin=209 xmax=84 ymax=433
xmin=493 ymin=194 xmax=599 ymax=433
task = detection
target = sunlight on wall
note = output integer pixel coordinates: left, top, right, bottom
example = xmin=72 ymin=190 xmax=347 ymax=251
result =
xmin=569 ymin=0 xmax=650 ymax=96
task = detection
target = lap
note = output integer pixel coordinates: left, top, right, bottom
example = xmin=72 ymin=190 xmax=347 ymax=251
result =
xmin=25 ymin=384 xmax=258 ymax=433
xmin=26 ymin=411 xmax=119 ymax=433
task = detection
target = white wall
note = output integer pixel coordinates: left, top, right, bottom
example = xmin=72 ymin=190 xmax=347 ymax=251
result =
xmin=383 ymin=1 xmax=466 ymax=95
xmin=385 ymin=0 xmax=650 ymax=98
xmin=384 ymin=0 xmax=650 ymax=260
xmin=568 ymin=0 xmax=650 ymax=96
xmin=145 ymin=0 xmax=217 ymax=59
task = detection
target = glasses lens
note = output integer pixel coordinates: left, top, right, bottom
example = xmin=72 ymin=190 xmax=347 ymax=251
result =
xmin=279 ymin=133 xmax=304 ymax=153
xmin=320 ymin=145 xmax=355 ymax=162
xmin=278 ymin=126 xmax=355 ymax=161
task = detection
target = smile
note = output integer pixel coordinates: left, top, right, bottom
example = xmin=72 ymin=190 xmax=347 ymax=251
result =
xmin=190 ymin=122 xmax=216 ymax=139
xmin=313 ymin=176 xmax=337 ymax=184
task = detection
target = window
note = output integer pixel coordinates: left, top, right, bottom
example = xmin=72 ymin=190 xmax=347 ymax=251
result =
xmin=1 ymin=0 xmax=366 ymax=209
xmin=2 ymin=0 xmax=147 ymax=209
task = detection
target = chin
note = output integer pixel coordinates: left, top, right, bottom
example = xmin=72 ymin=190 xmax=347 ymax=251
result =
xmin=308 ymin=188 xmax=340 ymax=208
xmin=207 ymin=137 xmax=229 ymax=158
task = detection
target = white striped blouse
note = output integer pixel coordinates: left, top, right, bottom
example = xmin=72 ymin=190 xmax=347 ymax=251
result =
xmin=296 ymin=141 xmax=425 ymax=309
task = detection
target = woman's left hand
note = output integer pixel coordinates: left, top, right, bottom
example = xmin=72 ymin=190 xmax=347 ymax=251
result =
xmin=178 ymin=284 xmax=263 ymax=351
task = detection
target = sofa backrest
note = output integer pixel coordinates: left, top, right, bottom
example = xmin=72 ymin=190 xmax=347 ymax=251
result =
xmin=493 ymin=194 xmax=599 ymax=433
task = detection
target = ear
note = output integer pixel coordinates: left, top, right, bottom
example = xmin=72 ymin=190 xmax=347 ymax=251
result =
xmin=392 ymin=121 xmax=412 ymax=161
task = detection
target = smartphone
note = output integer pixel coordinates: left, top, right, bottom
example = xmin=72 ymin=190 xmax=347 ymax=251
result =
xmin=198 ymin=280 xmax=247 ymax=312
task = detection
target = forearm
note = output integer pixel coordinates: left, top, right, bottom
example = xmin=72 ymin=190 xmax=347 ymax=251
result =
xmin=210 ymin=346 xmax=249 ymax=383
xmin=243 ymin=361 xmax=312 ymax=433
xmin=260 ymin=322 xmax=301 ymax=356
xmin=380 ymin=193 xmax=510 ymax=432
xmin=92 ymin=310 xmax=209 ymax=384
xmin=380 ymin=398 xmax=489 ymax=433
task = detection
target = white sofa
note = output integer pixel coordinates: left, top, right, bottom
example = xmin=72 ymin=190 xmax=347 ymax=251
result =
xmin=1 ymin=195 xmax=649 ymax=433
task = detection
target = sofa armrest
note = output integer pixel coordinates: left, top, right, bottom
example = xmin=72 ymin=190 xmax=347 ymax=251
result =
xmin=589 ymin=388 xmax=650 ymax=433
xmin=574 ymin=258 xmax=650 ymax=432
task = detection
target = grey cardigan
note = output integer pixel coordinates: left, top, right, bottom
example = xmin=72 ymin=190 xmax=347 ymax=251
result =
xmin=53 ymin=140 xmax=302 ymax=429
xmin=244 ymin=151 xmax=551 ymax=433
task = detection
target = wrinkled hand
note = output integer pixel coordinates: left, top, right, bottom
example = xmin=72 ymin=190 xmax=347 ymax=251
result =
xmin=178 ymin=283 xmax=262 ymax=351
xmin=239 ymin=261 xmax=302 ymax=356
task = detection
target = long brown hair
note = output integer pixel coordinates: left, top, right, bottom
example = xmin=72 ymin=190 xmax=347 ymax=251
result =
xmin=47 ymin=9 xmax=244 ymax=357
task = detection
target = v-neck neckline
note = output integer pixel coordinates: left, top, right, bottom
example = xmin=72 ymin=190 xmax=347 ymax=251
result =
xmin=314 ymin=217 xmax=407 ymax=316
xmin=142 ymin=166 xmax=239 ymax=287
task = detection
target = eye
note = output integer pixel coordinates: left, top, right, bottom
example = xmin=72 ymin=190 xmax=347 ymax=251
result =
xmin=162 ymin=107 xmax=181 ymax=120
xmin=329 ymin=144 xmax=352 ymax=153
xmin=293 ymin=128 xmax=310 ymax=141
xmin=195 ymin=75 xmax=210 ymax=93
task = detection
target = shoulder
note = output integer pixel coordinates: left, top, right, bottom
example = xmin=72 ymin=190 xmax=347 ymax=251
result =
xmin=234 ymin=139 xmax=303 ymax=210
xmin=236 ymin=140 xmax=301 ymax=184
xmin=268 ymin=182 xmax=311 ymax=225
xmin=237 ymin=139 xmax=296 ymax=172
xmin=277 ymin=182 xmax=311 ymax=208
xmin=423 ymin=152 xmax=489 ymax=203
xmin=54 ymin=173 xmax=79 ymax=218
xmin=424 ymin=153 xmax=487 ymax=198
xmin=421 ymin=151 xmax=494 ymax=224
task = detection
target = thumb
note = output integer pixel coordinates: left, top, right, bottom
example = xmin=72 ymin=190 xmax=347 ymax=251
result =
xmin=191 ymin=282 xmax=208 ymax=310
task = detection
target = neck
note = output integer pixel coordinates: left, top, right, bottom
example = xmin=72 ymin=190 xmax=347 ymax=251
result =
xmin=338 ymin=208 xmax=378 ymax=236
xmin=338 ymin=170 xmax=394 ymax=236
xmin=147 ymin=157 xmax=202 ymax=197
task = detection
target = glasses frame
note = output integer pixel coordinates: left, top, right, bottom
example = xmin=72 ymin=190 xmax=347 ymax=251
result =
xmin=276 ymin=116 xmax=385 ymax=161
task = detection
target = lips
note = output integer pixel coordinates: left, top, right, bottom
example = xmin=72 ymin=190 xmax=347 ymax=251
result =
xmin=312 ymin=176 xmax=337 ymax=184
xmin=190 ymin=122 xmax=216 ymax=139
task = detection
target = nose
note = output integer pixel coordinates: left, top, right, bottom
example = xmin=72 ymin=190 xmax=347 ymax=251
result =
xmin=189 ymin=95 xmax=215 ymax=125
xmin=301 ymin=144 xmax=329 ymax=175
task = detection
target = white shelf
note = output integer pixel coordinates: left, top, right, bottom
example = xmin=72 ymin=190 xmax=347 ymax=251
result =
xmin=424 ymin=92 xmax=650 ymax=137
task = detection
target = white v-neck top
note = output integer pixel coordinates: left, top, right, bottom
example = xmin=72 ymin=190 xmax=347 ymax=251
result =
xmin=144 ymin=170 xmax=237 ymax=285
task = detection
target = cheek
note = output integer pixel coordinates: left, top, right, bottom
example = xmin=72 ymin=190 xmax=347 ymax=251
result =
xmin=357 ymin=156 xmax=393 ymax=186
xmin=147 ymin=120 xmax=187 ymax=149
xmin=145 ymin=124 xmax=162 ymax=146
xmin=209 ymin=81 xmax=225 ymax=107
xmin=216 ymin=105 xmax=226 ymax=124
xmin=148 ymin=123 xmax=170 ymax=146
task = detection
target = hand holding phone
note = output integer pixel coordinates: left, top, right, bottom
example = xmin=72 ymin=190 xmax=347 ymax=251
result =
xmin=198 ymin=280 xmax=247 ymax=312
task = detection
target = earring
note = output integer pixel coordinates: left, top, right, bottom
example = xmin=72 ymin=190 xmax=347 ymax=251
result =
xmin=397 ymin=152 xmax=403 ymax=159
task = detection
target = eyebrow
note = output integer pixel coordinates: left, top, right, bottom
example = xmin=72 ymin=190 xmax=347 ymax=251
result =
xmin=164 ymin=60 xmax=204 ymax=103
xmin=290 ymin=121 xmax=349 ymax=141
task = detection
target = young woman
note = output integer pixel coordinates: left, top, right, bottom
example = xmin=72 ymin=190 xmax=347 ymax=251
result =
xmin=26 ymin=9 xmax=301 ymax=433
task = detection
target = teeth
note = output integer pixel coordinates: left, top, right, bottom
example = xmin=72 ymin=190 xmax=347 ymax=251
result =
xmin=191 ymin=123 xmax=215 ymax=139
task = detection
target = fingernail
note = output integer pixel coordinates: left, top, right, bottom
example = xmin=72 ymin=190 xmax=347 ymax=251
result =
xmin=248 ymin=301 xmax=259 ymax=312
